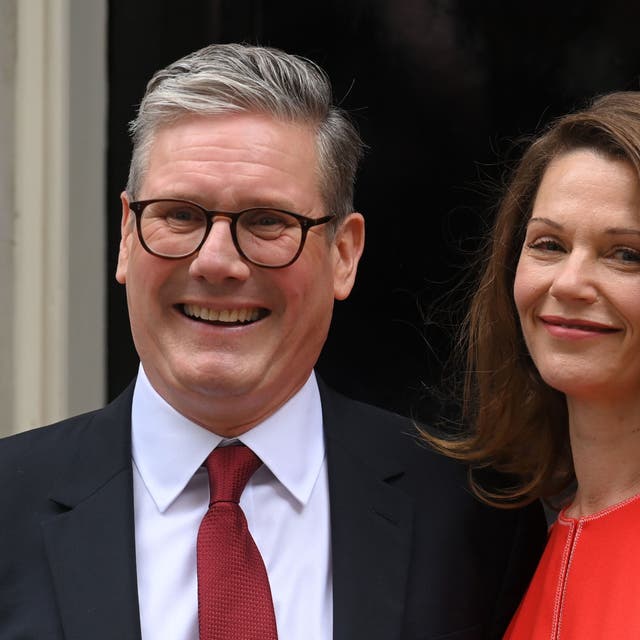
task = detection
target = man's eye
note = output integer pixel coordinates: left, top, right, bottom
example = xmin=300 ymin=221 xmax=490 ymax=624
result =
xmin=251 ymin=212 xmax=290 ymax=226
xmin=243 ymin=210 xmax=294 ymax=231
xmin=167 ymin=208 xmax=196 ymax=221
xmin=254 ymin=216 xmax=281 ymax=226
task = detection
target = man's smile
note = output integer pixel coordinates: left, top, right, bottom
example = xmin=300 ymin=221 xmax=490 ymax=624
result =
xmin=181 ymin=303 xmax=268 ymax=325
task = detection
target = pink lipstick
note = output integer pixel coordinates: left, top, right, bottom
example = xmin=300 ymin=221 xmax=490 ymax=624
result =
xmin=539 ymin=315 xmax=620 ymax=340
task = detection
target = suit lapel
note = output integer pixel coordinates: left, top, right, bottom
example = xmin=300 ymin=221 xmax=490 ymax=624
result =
xmin=39 ymin=379 xmax=413 ymax=639
xmin=321 ymin=384 xmax=414 ymax=640
xmin=43 ymin=384 xmax=142 ymax=640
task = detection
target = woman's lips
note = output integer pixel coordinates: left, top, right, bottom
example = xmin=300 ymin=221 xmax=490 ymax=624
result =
xmin=539 ymin=315 xmax=620 ymax=339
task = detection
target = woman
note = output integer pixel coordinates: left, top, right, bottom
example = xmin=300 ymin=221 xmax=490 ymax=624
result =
xmin=426 ymin=91 xmax=640 ymax=637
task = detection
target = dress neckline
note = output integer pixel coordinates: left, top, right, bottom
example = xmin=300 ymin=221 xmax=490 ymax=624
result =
xmin=558 ymin=489 xmax=640 ymax=525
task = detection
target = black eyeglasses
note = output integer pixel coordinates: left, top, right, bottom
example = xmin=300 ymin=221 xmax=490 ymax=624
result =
xmin=129 ymin=199 xmax=335 ymax=268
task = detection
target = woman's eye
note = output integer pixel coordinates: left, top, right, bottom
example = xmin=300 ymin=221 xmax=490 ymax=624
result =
xmin=611 ymin=247 xmax=640 ymax=263
xmin=527 ymin=238 xmax=564 ymax=252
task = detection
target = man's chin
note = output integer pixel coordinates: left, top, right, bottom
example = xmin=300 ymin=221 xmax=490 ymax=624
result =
xmin=165 ymin=362 xmax=269 ymax=401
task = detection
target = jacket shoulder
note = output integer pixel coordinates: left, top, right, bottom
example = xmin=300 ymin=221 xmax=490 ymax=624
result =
xmin=0 ymin=383 xmax=134 ymax=488
xmin=319 ymin=381 xmax=467 ymax=479
xmin=0 ymin=409 xmax=103 ymax=467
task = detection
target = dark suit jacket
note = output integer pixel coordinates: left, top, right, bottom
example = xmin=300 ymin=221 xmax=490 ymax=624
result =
xmin=0 ymin=380 xmax=546 ymax=639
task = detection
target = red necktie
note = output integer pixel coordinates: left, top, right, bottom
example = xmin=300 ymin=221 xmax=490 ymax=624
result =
xmin=197 ymin=445 xmax=278 ymax=639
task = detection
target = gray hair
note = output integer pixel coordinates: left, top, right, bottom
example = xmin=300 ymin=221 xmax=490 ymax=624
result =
xmin=126 ymin=43 xmax=364 ymax=223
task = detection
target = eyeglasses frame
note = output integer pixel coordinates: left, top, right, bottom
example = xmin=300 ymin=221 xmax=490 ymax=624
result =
xmin=128 ymin=198 xmax=336 ymax=268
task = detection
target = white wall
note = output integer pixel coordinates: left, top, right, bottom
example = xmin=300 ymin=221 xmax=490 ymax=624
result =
xmin=0 ymin=0 xmax=16 ymax=435
xmin=3 ymin=0 xmax=106 ymax=436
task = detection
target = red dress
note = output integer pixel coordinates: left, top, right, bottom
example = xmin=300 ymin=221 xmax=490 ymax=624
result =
xmin=504 ymin=492 xmax=640 ymax=639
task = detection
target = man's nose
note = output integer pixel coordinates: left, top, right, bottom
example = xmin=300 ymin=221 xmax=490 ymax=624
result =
xmin=188 ymin=217 xmax=251 ymax=282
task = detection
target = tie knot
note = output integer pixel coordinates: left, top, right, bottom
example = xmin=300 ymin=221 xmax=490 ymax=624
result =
xmin=205 ymin=445 xmax=262 ymax=504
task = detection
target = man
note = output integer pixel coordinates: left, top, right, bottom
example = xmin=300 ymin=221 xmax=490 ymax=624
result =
xmin=0 ymin=44 xmax=545 ymax=639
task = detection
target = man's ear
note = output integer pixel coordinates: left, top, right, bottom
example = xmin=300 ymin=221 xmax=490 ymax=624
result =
xmin=115 ymin=191 xmax=134 ymax=284
xmin=332 ymin=212 xmax=365 ymax=301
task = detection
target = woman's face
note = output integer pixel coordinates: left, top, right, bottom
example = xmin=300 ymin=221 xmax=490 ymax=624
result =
xmin=514 ymin=148 xmax=640 ymax=402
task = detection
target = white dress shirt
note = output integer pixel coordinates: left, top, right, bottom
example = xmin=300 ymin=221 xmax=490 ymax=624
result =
xmin=131 ymin=366 xmax=332 ymax=640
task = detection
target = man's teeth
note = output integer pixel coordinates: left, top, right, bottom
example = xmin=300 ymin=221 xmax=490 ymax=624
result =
xmin=183 ymin=304 xmax=261 ymax=323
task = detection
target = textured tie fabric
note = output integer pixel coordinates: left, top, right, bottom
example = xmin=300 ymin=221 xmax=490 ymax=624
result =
xmin=197 ymin=445 xmax=278 ymax=640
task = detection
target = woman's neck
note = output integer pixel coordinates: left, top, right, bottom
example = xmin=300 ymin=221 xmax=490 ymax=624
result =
xmin=566 ymin=396 xmax=640 ymax=518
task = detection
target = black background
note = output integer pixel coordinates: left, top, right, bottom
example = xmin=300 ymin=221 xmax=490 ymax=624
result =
xmin=107 ymin=0 xmax=640 ymax=418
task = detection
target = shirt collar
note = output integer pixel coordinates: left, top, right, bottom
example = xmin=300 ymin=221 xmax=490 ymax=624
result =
xmin=131 ymin=366 xmax=325 ymax=512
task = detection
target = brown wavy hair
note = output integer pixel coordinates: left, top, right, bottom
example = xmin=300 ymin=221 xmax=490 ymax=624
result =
xmin=423 ymin=91 xmax=640 ymax=507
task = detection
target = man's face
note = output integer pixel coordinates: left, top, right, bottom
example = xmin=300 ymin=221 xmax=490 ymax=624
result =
xmin=116 ymin=113 xmax=364 ymax=435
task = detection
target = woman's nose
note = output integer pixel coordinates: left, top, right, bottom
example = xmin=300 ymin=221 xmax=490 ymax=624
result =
xmin=549 ymin=251 xmax=598 ymax=303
